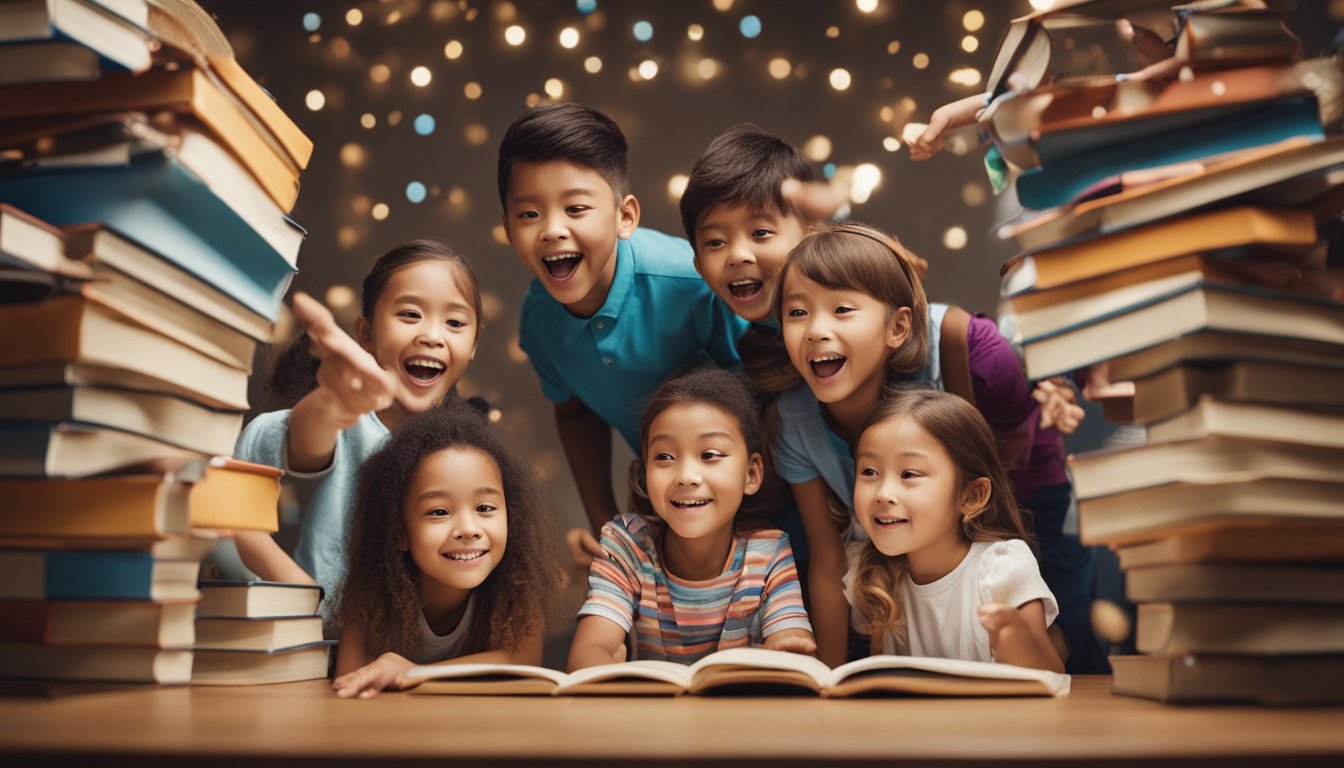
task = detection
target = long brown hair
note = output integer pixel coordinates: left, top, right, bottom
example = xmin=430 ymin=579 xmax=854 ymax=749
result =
xmin=851 ymin=388 xmax=1034 ymax=653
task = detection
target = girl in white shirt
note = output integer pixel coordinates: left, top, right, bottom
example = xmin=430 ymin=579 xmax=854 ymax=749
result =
xmin=848 ymin=388 xmax=1065 ymax=672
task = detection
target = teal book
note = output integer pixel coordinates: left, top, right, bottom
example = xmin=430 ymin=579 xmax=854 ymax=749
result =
xmin=0 ymin=149 xmax=299 ymax=321
xmin=1016 ymin=96 xmax=1324 ymax=211
xmin=0 ymin=550 xmax=201 ymax=601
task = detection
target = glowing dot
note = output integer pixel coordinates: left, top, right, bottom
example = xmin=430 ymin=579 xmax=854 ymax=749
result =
xmin=492 ymin=225 xmax=509 ymax=245
xmin=559 ymin=27 xmax=580 ymax=48
xmin=948 ymin=68 xmax=982 ymax=87
xmin=639 ymin=59 xmax=659 ymax=79
xmin=913 ymin=53 xmax=929 ymax=69
xmin=739 ymin=15 xmax=761 ymax=38
xmin=576 ymin=0 xmax=597 ymax=14
xmin=712 ymin=0 xmax=734 ymax=10
xmin=829 ymin=68 xmax=852 ymax=91
xmin=346 ymin=8 xmax=363 ymax=26
xmin=494 ymin=2 xmax=517 ymax=22
xmin=1179 ymin=66 xmax=1195 ymax=82
xmin=963 ymin=10 xmax=985 ymax=31
xmin=464 ymin=81 xmax=482 ymax=99
xmin=410 ymin=66 xmax=432 ymax=86
xmin=305 ymin=89 xmax=325 ymax=111
xmin=371 ymin=203 xmax=390 ymax=221
xmin=883 ymin=137 xmax=901 ymax=152
xmin=387 ymin=110 xmax=403 ymax=126
xmin=326 ymin=284 xmax=355 ymax=309
xmin=351 ymin=195 xmax=371 ymax=214
xmin=465 ymin=123 xmax=489 ymax=145
xmin=768 ymin=58 xmax=791 ymax=79
xmin=339 ymin=143 xmax=365 ymax=167
xmin=337 ymin=226 xmax=359 ymax=250
xmin=856 ymin=0 xmax=878 ymax=12
xmin=825 ymin=26 xmax=840 ymax=39
xmin=962 ymin=35 xmax=979 ymax=53
xmin=525 ymin=92 xmax=541 ymax=106
xmin=880 ymin=106 xmax=895 ymax=121
xmin=406 ymin=181 xmax=427 ymax=204
xmin=886 ymin=40 xmax=901 ymax=54
xmin=667 ymin=174 xmax=689 ymax=200
xmin=943 ymin=226 xmax=968 ymax=250
xmin=360 ymin=112 xmax=376 ymax=129
xmin=962 ymin=182 xmax=987 ymax=207
xmin=696 ymin=58 xmax=717 ymax=79
xmin=687 ymin=23 xmax=704 ymax=41
xmin=1092 ymin=106 xmax=1107 ymax=119
xmin=302 ymin=12 xmax=320 ymax=32
xmin=1211 ymin=80 xmax=1226 ymax=96
xmin=369 ymin=64 xmax=390 ymax=83
xmin=448 ymin=187 xmax=467 ymax=205
xmin=544 ymin=78 xmax=564 ymax=98
xmin=901 ymin=122 xmax=927 ymax=145
xmin=413 ymin=114 xmax=436 ymax=135
xmin=823 ymin=162 xmax=837 ymax=179
xmin=1029 ymin=0 xmax=1056 ymax=10
xmin=633 ymin=20 xmax=653 ymax=42
xmin=584 ymin=56 xmax=602 ymax=73
xmin=504 ymin=25 xmax=526 ymax=45
xmin=387 ymin=10 xmax=403 ymax=24
xmin=851 ymin=163 xmax=882 ymax=204
xmin=444 ymin=40 xmax=463 ymax=59
xmin=330 ymin=37 xmax=351 ymax=58
xmin=488 ymin=408 xmax=503 ymax=423
xmin=803 ymin=135 xmax=832 ymax=162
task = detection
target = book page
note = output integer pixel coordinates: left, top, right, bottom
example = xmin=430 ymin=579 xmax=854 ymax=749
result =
xmin=403 ymin=662 xmax=567 ymax=686
xmin=829 ymin=655 xmax=1070 ymax=697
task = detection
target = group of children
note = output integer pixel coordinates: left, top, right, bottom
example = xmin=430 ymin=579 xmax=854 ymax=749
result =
xmin=225 ymin=101 xmax=1107 ymax=699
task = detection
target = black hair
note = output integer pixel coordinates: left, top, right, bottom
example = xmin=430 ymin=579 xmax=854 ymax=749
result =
xmin=496 ymin=102 xmax=630 ymax=209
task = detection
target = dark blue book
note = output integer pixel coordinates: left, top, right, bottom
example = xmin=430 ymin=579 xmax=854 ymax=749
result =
xmin=0 ymin=550 xmax=201 ymax=601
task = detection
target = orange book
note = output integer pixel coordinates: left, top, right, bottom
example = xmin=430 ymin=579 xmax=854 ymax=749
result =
xmin=0 ymin=474 xmax=192 ymax=539
xmin=189 ymin=458 xmax=281 ymax=532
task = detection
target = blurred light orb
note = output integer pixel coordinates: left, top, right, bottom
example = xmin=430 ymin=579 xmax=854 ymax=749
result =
xmin=768 ymin=58 xmax=791 ymax=79
xmin=887 ymin=40 xmax=901 ymax=54
xmin=584 ymin=56 xmax=602 ymax=73
xmin=360 ymin=112 xmax=376 ymax=129
xmin=444 ymin=40 xmax=463 ymax=59
xmin=964 ymin=11 xmax=985 ymax=31
xmin=464 ymin=81 xmax=483 ymax=99
xmin=369 ymin=64 xmax=391 ymax=83
xmin=305 ymin=89 xmax=325 ymax=110
xmin=559 ymin=27 xmax=580 ymax=48
xmin=913 ymin=52 xmax=930 ymax=69
xmin=346 ymin=8 xmax=363 ymax=26
xmin=739 ymin=15 xmax=761 ymax=39
xmin=829 ymin=68 xmax=852 ymax=91
xmin=962 ymin=35 xmax=979 ymax=52
xmin=943 ymin=226 xmax=968 ymax=250
xmin=633 ymin=20 xmax=653 ymax=42
xmin=406 ymin=181 xmax=427 ymax=204
xmin=410 ymin=66 xmax=432 ymax=86
xmin=413 ymin=114 xmax=436 ymax=135
xmin=856 ymin=0 xmax=878 ymax=13
xmin=372 ymin=203 xmax=390 ymax=221
xmin=883 ymin=137 xmax=901 ymax=152
xmin=667 ymin=174 xmax=689 ymax=200
xmin=687 ymin=23 xmax=704 ymax=41
xmin=465 ymin=123 xmax=490 ymax=145
xmin=576 ymin=0 xmax=597 ymax=14
xmin=325 ymin=284 xmax=356 ymax=310
xmin=639 ymin=59 xmax=659 ymax=79
xmin=949 ymin=67 xmax=982 ymax=87
xmin=505 ymin=25 xmax=526 ymax=45
xmin=803 ymin=135 xmax=832 ymax=162
xmin=712 ymin=0 xmax=734 ymax=11
xmin=544 ymin=78 xmax=564 ymax=98
xmin=303 ymin=13 xmax=320 ymax=32
xmin=339 ymin=142 xmax=365 ymax=167
xmin=697 ymin=58 xmax=718 ymax=79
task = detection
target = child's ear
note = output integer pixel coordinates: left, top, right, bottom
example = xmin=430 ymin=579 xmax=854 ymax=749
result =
xmin=885 ymin=306 xmax=913 ymax=350
xmin=959 ymin=477 xmax=992 ymax=521
xmin=617 ymin=194 xmax=640 ymax=240
xmin=354 ymin=315 xmax=373 ymax=352
xmin=743 ymin=452 xmax=765 ymax=496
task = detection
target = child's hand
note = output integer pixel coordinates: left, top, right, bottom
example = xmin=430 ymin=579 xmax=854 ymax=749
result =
xmin=331 ymin=651 xmax=416 ymax=699
xmin=1032 ymin=377 xmax=1084 ymax=435
xmin=566 ymin=526 xmax=606 ymax=571
xmin=781 ymin=178 xmax=845 ymax=221
xmin=292 ymin=292 xmax=397 ymax=427
xmin=977 ymin=602 xmax=1029 ymax=643
xmin=908 ymin=94 xmax=986 ymax=162
xmin=763 ymin=629 xmax=818 ymax=656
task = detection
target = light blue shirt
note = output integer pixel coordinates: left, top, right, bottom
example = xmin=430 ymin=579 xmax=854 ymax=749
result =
xmin=518 ymin=227 xmax=748 ymax=450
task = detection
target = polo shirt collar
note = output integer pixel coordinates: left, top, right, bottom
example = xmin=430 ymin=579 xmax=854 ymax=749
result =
xmin=561 ymin=237 xmax=633 ymax=347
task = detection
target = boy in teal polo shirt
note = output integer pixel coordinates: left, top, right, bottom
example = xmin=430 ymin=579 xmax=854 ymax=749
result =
xmin=499 ymin=103 xmax=748 ymax=565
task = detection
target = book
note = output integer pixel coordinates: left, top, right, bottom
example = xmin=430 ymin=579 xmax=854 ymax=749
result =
xmin=1110 ymin=653 xmax=1344 ymax=705
xmin=0 ymin=386 xmax=243 ymax=456
xmin=1175 ymin=10 xmax=1300 ymax=67
xmin=0 ymin=41 xmax=103 ymax=86
xmin=188 ymin=458 xmax=281 ymax=533
xmin=0 ymin=422 xmax=205 ymax=478
xmin=0 ymin=535 xmax=215 ymax=559
xmin=0 ymin=362 xmax=248 ymax=413
xmin=1068 ymin=435 xmax=1344 ymax=500
xmin=1021 ymin=282 xmax=1344 ymax=378
xmin=0 ymin=0 xmax=152 ymax=72
xmin=1104 ymin=330 xmax=1344 ymax=383
xmin=1101 ymin=363 xmax=1344 ymax=427
xmin=1136 ymin=603 xmax=1344 ymax=655
xmin=1115 ymin=521 xmax=1344 ymax=568
xmin=0 ymin=295 xmax=251 ymax=410
xmin=196 ymin=581 xmax=323 ymax=619
xmin=0 ymin=472 xmax=192 ymax=539
xmin=190 ymin=641 xmax=333 ymax=686
xmin=0 ymin=549 xmax=199 ymax=600
xmin=1078 ymin=477 xmax=1344 ymax=546
xmin=193 ymin=616 xmax=322 ymax=652
xmin=407 ymin=648 xmax=1071 ymax=698
xmin=0 ymin=641 xmax=191 ymax=683
xmin=1126 ymin=563 xmax=1344 ymax=604
xmin=1145 ymin=399 xmax=1344 ymax=449
xmin=1004 ymin=205 xmax=1316 ymax=295
xmin=0 ymin=204 xmax=81 ymax=278
xmin=0 ymin=600 xmax=195 ymax=647
xmin=0 ymin=149 xmax=298 ymax=322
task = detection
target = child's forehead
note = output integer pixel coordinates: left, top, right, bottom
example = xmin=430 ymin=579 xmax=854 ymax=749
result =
xmin=647 ymin=402 xmax=745 ymax=441
xmin=506 ymin=158 xmax=618 ymax=200
xmin=700 ymin=199 xmax=791 ymax=227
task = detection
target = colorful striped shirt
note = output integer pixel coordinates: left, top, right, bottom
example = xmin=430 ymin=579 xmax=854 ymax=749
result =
xmin=578 ymin=512 xmax=813 ymax=664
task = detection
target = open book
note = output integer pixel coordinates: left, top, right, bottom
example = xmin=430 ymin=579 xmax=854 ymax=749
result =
xmin=405 ymin=647 xmax=1070 ymax=698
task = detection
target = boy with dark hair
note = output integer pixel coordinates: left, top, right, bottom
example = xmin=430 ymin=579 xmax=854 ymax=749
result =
xmin=499 ymin=103 xmax=748 ymax=565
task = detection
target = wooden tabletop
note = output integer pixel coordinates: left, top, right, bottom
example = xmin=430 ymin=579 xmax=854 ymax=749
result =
xmin=1 ymin=676 xmax=1341 ymax=766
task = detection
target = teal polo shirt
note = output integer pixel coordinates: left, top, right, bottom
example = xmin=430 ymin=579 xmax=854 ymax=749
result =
xmin=518 ymin=227 xmax=749 ymax=451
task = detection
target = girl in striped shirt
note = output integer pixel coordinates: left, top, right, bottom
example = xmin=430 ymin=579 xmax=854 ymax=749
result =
xmin=568 ymin=367 xmax=815 ymax=669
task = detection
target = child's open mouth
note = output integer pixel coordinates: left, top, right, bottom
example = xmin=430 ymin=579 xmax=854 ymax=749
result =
xmin=874 ymin=516 xmax=909 ymax=527
xmin=809 ymin=354 xmax=846 ymax=379
xmin=443 ymin=549 xmax=489 ymax=563
xmin=727 ymin=278 xmax=763 ymax=302
xmin=670 ymin=498 xmax=712 ymax=509
xmin=543 ymin=252 xmax=582 ymax=280
xmin=405 ymin=357 xmax=445 ymax=384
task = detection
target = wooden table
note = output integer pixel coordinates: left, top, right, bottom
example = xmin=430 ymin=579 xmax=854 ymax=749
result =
xmin=1 ymin=676 xmax=1341 ymax=766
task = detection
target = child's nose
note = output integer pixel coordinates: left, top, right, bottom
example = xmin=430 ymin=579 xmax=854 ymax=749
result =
xmin=728 ymin=244 xmax=755 ymax=267
xmin=540 ymin=215 xmax=568 ymax=241
xmin=453 ymin=515 xmax=484 ymax=539
xmin=417 ymin=328 xmax=446 ymax=347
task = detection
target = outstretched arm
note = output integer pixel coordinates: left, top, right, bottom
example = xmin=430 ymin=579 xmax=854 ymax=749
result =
xmin=794 ymin=479 xmax=851 ymax=668
xmin=232 ymin=531 xmax=316 ymax=585
xmin=978 ymin=599 xmax=1065 ymax=673
xmin=554 ymin=398 xmax=620 ymax=569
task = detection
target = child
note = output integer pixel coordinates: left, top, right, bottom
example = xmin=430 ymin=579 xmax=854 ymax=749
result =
xmin=773 ymin=222 xmax=1101 ymax=672
xmin=498 ymin=103 xmax=748 ymax=567
xmin=567 ymin=367 xmax=814 ymax=670
xmin=331 ymin=403 xmax=564 ymax=697
xmin=850 ymin=389 xmax=1064 ymax=673
xmin=229 ymin=239 xmax=483 ymax=601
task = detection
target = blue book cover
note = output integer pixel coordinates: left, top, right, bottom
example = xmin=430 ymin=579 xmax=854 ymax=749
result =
xmin=0 ymin=551 xmax=162 ymax=600
xmin=0 ymin=150 xmax=296 ymax=321
xmin=1016 ymin=97 xmax=1324 ymax=211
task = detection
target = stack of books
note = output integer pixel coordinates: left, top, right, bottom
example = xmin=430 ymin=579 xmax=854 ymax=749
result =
xmin=192 ymin=579 xmax=331 ymax=686
xmin=981 ymin=0 xmax=1344 ymax=704
xmin=0 ymin=0 xmax=309 ymax=685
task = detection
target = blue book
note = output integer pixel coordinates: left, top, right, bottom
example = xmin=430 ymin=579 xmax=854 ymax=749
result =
xmin=1016 ymin=96 xmax=1324 ymax=211
xmin=0 ymin=550 xmax=201 ymax=601
xmin=0 ymin=149 xmax=298 ymax=321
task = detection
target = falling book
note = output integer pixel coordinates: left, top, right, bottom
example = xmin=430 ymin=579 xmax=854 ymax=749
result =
xmin=1100 ymin=361 xmax=1344 ymax=427
xmin=406 ymin=648 xmax=1070 ymax=698
xmin=1136 ymin=603 xmax=1344 ymax=656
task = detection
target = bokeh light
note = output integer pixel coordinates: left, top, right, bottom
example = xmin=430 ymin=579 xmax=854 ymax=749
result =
xmin=302 ymin=12 xmax=320 ymax=32
xmin=504 ymin=25 xmax=526 ymax=45
xmin=371 ymin=202 xmax=390 ymax=220
xmin=305 ymin=89 xmax=325 ymax=110
xmin=410 ymin=66 xmax=432 ymax=86
xmin=559 ymin=27 xmax=580 ymax=48
xmin=943 ymin=226 xmax=968 ymax=250
xmin=768 ymin=58 xmax=791 ymax=79
xmin=829 ymin=68 xmax=852 ymax=90
xmin=584 ymin=56 xmax=602 ymax=73
xmin=413 ymin=114 xmax=436 ymax=135
xmin=406 ymin=181 xmax=427 ymax=204
xmin=739 ymin=15 xmax=761 ymax=38
xmin=633 ymin=20 xmax=653 ymax=42
xmin=444 ymin=40 xmax=463 ymax=59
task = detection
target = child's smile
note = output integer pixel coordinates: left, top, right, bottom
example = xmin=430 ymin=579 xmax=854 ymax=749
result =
xmin=694 ymin=203 xmax=806 ymax=323
xmin=404 ymin=447 xmax=508 ymax=599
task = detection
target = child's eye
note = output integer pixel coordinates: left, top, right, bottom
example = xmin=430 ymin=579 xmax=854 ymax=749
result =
xmin=399 ymin=310 xmax=422 ymax=320
xmin=700 ymin=450 xmax=726 ymax=461
xmin=476 ymin=503 xmax=497 ymax=514
xmin=428 ymin=507 xmax=450 ymax=518
xmin=653 ymin=452 xmax=674 ymax=462
xmin=447 ymin=319 xmax=468 ymax=329
xmin=517 ymin=210 xmax=538 ymax=220
xmin=786 ymin=308 xmax=807 ymax=318
xmin=901 ymin=470 xmax=922 ymax=480
xmin=859 ymin=467 xmax=879 ymax=477
xmin=752 ymin=228 xmax=774 ymax=239
xmin=702 ymin=238 xmax=725 ymax=249
xmin=835 ymin=305 xmax=855 ymax=315
xmin=566 ymin=205 xmax=589 ymax=215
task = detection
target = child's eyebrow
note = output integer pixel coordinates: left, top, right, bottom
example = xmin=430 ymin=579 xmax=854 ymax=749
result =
xmin=649 ymin=431 xmax=736 ymax=443
xmin=390 ymin=294 xmax=473 ymax=311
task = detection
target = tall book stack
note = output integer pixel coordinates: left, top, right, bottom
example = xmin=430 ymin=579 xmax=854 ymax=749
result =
xmin=0 ymin=0 xmax=310 ymax=685
xmin=980 ymin=0 xmax=1344 ymax=704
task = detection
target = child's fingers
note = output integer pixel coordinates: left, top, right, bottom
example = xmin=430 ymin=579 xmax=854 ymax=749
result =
xmin=781 ymin=179 xmax=844 ymax=221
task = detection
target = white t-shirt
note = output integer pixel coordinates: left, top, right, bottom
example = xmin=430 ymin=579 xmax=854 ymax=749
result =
xmin=408 ymin=593 xmax=477 ymax=665
xmin=847 ymin=539 xmax=1058 ymax=663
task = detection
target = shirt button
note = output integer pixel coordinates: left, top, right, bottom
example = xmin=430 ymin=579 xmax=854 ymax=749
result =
xmin=595 ymin=320 xmax=605 ymax=330
xmin=603 ymin=356 xmax=614 ymax=366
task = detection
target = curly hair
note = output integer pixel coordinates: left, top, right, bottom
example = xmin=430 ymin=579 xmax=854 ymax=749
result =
xmin=851 ymin=388 xmax=1034 ymax=654
xmin=332 ymin=400 xmax=564 ymax=658
xmin=628 ymin=366 xmax=782 ymax=532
